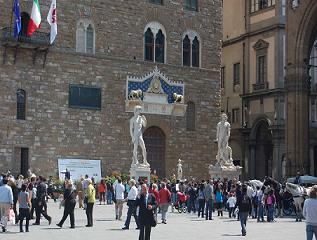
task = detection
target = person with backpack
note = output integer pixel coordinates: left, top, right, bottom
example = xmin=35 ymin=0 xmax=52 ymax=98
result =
xmin=235 ymin=185 xmax=252 ymax=236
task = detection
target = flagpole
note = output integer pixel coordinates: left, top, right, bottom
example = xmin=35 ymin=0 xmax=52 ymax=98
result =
xmin=9 ymin=0 xmax=15 ymax=36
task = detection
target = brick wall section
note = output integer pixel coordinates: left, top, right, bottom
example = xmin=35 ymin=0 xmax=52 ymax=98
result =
xmin=0 ymin=0 xmax=222 ymax=179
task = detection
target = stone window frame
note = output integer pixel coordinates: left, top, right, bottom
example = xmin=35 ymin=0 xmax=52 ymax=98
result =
xmin=250 ymin=0 xmax=276 ymax=13
xmin=186 ymin=101 xmax=196 ymax=131
xmin=232 ymin=108 xmax=240 ymax=124
xmin=76 ymin=19 xmax=96 ymax=54
xmin=143 ymin=22 xmax=167 ymax=64
xmin=182 ymin=30 xmax=201 ymax=68
xmin=253 ymin=39 xmax=269 ymax=90
xmin=16 ymin=89 xmax=26 ymax=120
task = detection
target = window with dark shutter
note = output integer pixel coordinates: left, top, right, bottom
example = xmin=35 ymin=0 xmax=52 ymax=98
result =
xmin=17 ymin=89 xmax=26 ymax=120
xmin=192 ymin=36 xmax=200 ymax=67
xmin=183 ymin=35 xmax=190 ymax=66
xmin=144 ymin=28 xmax=154 ymax=61
xmin=155 ymin=30 xmax=165 ymax=63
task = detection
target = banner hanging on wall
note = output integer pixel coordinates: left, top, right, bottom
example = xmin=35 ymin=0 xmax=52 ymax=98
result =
xmin=58 ymin=159 xmax=101 ymax=181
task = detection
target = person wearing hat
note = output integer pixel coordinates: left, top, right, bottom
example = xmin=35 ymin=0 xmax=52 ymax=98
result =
xmin=56 ymin=180 xmax=76 ymax=229
xmin=85 ymin=179 xmax=95 ymax=227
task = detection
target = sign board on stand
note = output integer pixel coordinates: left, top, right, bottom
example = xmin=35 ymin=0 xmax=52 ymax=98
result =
xmin=58 ymin=159 xmax=102 ymax=182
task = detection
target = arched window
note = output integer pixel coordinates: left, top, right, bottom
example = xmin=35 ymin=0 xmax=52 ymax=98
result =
xmin=155 ymin=30 xmax=165 ymax=63
xmin=192 ymin=36 xmax=200 ymax=67
xmin=182 ymin=31 xmax=200 ymax=67
xmin=76 ymin=20 xmax=95 ymax=54
xmin=86 ymin=24 xmax=94 ymax=54
xmin=17 ymin=89 xmax=26 ymax=120
xmin=183 ymin=35 xmax=190 ymax=66
xmin=144 ymin=22 xmax=166 ymax=63
xmin=186 ymin=101 xmax=195 ymax=131
xmin=144 ymin=28 xmax=154 ymax=61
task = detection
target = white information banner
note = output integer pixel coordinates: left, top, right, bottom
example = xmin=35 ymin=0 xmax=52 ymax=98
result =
xmin=58 ymin=159 xmax=102 ymax=181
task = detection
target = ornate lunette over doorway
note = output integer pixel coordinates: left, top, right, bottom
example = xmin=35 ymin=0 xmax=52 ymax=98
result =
xmin=125 ymin=66 xmax=187 ymax=116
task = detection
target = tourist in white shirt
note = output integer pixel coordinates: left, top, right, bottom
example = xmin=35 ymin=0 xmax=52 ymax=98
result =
xmin=227 ymin=193 xmax=236 ymax=218
xmin=303 ymin=185 xmax=317 ymax=240
xmin=114 ymin=178 xmax=125 ymax=220
xmin=0 ymin=179 xmax=14 ymax=232
xmin=122 ymin=179 xmax=140 ymax=230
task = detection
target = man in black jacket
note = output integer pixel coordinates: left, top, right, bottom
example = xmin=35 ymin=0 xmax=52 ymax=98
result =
xmin=33 ymin=176 xmax=52 ymax=225
xmin=235 ymin=185 xmax=251 ymax=236
xmin=135 ymin=184 xmax=157 ymax=240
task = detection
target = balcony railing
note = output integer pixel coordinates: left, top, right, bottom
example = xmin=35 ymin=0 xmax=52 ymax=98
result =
xmin=253 ymin=81 xmax=269 ymax=91
xmin=1 ymin=27 xmax=50 ymax=46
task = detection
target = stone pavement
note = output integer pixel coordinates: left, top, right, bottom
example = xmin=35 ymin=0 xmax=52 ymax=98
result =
xmin=2 ymin=201 xmax=306 ymax=240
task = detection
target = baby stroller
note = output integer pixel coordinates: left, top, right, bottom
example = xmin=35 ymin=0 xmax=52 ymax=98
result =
xmin=174 ymin=192 xmax=187 ymax=213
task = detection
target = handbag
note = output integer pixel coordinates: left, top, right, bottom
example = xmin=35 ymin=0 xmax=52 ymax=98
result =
xmin=8 ymin=209 xmax=15 ymax=225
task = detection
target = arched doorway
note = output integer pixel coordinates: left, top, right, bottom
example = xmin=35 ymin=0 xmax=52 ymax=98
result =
xmin=285 ymin=1 xmax=317 ymax=176
xmin=255 ymin=121 xmax=273 ymax=179
xmin=144 ymin=126 xmax=166 ymax=177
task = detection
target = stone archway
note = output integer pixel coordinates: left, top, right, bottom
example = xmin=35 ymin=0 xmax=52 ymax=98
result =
xmin=249 ymin=118 xmax=273 ymax=180
xmin=285 ymin=1 xmax=317 ymax=176
xmin=143 ymin=126 xmax=166 ymax=177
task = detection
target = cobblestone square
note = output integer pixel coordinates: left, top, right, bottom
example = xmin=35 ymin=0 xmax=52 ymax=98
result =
xmin=2 ymin=201 xmax=306 ymax=240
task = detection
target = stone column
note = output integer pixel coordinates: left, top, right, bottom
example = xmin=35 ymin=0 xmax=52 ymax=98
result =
xmin=271 ymin=127 xmax=285 ymax=181
xmin=249 ymin=140 xmax=256 ymax=179
xmin=285 ymin=65 xmax=310 ymax=176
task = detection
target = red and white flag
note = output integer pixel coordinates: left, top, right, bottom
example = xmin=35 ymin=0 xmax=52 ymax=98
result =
xmin=47 ymin=0 xmax=57 ymax=44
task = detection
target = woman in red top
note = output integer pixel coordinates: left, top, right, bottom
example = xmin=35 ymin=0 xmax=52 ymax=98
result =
xmin=159 ymin=182 xmax=171 ymax=224
xmin=98 ymin=179 xmax=107 ymax=205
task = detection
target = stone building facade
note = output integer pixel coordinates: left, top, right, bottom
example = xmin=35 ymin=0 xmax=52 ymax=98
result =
xmin=0 ymin=0 xmax=222 ymax=179
xmin=222 ymin=0 xmax=317 ymax=180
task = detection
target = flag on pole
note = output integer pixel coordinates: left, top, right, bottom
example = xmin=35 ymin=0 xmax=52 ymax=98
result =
xmin=47 ymin=0 xmax=57 ymax=44
xmin=27 ymin=0 xmax=41 ymax=36
xmin=13 ymin=0 xmax=21 ymax=38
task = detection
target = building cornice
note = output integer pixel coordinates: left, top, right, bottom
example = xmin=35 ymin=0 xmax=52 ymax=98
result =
xmin=222 ymin=24 xmax=285 ymax=47
xmin=240 ymin=88 xmax=285 ymax=100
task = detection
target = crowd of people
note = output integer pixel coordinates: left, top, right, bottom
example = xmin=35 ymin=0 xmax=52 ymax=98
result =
xmin=0 ymin=171 xmax=317 ymax=239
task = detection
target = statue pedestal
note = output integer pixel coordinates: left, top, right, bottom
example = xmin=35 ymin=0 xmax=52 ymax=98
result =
xmin=130 ymin=163 xmax=151 ymax=183
xmin=209 ymin=163 xmax=242 ymax=181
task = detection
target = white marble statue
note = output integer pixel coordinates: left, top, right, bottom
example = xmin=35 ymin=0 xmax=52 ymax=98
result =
xmin=130 ymin=105 xmax=148 ymax=166
xmin=216 ymin=113 xmax=234 ymax=167
xmin=177 ymin=159 xmax=183 ymax=180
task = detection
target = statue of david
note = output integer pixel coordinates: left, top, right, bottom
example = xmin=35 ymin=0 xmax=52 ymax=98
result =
xmin=130 ymin=105 xmax=148 ymax=166
xmin=216 ymin=113 xmax=232 ymax=166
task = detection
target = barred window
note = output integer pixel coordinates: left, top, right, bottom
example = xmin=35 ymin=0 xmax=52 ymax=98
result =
xmin=17 ymin=89 xmax=26 ymax=120
xmin=149 ymin=0 xmax=163 ymax=5
xmin=86 ymin=24 xmax=94 ymax=54
xmin=250 ymin=0 xmax=275 ymax=13
xmin=185 ymin=0 xmax=198 ymax=11
xmin=186 ymin=101 xmax=196 ymax=131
